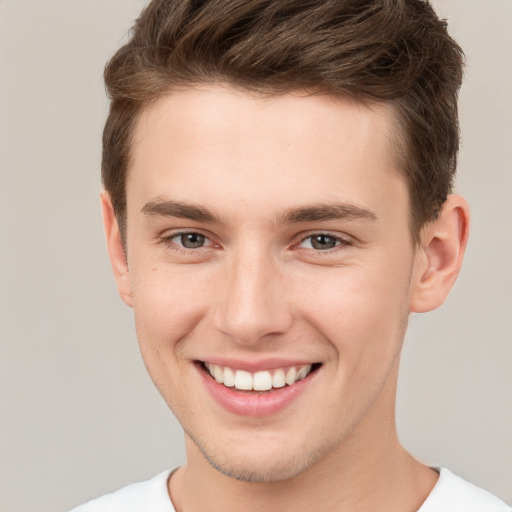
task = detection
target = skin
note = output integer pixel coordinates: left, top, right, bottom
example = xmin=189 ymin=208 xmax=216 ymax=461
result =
xmin=103 ymin=85 xmax=469 ymax=511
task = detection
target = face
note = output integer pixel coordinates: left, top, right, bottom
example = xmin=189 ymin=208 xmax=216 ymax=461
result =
xmin=115 ymin=86 xmax=422 ymax=482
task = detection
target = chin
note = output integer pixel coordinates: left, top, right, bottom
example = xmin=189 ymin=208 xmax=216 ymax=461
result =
xmin=187 ymin=427 xmax=332 ymax=483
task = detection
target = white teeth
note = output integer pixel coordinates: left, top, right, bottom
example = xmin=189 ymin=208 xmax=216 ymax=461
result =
xmin=204 ymin=363 xmax=314 ymax=391
xmin=253 ymin=371 xmax=273 ymax=391
xmin=272 ymin=369 xmax=286 ymax=388
xmin=223 ymin=367 xmax=235 ymax=387
xmin=297 ymin=364 xmax=311 ymax=381
xmin=285 ymin=367 xmax=297 ymax=386
xmin=234 ymin=370 xmax=253 ymax=390
xmin=214 ymin=365 xmax=223 ymax=383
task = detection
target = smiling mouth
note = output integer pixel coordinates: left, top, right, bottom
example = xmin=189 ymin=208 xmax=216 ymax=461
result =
xmin=199 ymin=361 xmax=322 ymax=392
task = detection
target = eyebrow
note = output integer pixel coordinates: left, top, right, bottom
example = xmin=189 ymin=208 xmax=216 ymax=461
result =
xmin=277 ymin=203 xmax=377 ymax=224
xmin=141 ymin=199 xmax=377 ymax=225
xmin=142 ymin=199 xmax=217 ymax=223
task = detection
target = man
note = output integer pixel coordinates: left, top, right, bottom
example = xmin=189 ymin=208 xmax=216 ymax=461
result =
xmin=71 ymin=0 xmax=511 ymax=510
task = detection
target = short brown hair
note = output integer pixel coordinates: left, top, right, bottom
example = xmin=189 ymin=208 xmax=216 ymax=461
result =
xmin=103 ymin=0 xmax=464 ymax=242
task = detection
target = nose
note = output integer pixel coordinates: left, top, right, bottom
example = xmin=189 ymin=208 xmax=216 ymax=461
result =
xmin=212 ymin=246 xmax=293 ymax=346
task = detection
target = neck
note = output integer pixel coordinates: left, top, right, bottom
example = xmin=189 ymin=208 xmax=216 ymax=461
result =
xmin=169 ymin=368 xmax=437 ymax=512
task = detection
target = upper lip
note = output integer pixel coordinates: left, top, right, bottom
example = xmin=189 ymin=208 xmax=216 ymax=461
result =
xmin=197 ymin=357 xmax=320 ymax=373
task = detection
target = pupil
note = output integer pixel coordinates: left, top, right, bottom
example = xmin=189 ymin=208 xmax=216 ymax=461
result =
xmin=311 ymin=235 xmax=336 ymax=250
xmin=181 ymin=233 xmax=205 ymax=248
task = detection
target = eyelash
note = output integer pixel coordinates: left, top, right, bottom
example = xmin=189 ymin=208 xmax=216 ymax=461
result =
xmin=159 ymin=230 xmax=216 ymax=253
xmin=159 ymin=230 xmax=352 ymax=254
xmin=294 ymin=232 xmax=353 ymax=252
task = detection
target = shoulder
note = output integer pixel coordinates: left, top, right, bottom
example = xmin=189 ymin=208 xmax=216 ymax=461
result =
xmin=68 ymin=469 xmax=175 ymax=512
xmin=419 ymin=467 xmax=511 ymax=512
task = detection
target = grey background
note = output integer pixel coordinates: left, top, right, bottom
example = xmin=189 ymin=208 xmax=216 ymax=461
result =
xmin=0 ymin=1 xmax=510 ymax=511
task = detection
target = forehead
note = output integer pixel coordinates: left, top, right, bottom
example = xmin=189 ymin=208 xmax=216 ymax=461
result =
xmin=127 ymin=86 xmax=406 ymax=224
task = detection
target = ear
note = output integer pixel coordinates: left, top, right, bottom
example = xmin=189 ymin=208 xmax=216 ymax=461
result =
xmin=101 ymin=191 xmax=133 ymax=307
xmin=409 ymin=194 xmax=470 ymax=313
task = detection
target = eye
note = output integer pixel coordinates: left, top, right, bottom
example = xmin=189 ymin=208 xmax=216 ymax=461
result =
xmin=178 ymin=233 xmax=206 ymax=249
xmin=163 ymin=231 xmax=214 ymax=250
xmin=299 ymin=234 xmax=345 ymax=251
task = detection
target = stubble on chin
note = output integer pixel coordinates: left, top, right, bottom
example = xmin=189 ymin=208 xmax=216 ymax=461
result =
xmin=185 ymin=426 xmax=336 ymax=483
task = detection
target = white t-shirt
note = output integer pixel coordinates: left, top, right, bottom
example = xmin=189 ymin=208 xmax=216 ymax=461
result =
xmin=69 ymin=467 xmax=511 ymax=512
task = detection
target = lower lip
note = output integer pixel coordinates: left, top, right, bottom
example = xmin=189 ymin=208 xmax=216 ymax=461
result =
xmin=197 ymin=364 xmax=317 ymax=418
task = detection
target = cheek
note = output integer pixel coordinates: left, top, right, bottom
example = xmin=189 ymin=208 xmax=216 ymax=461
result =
xmin=298 ymin=266 xmax=411 ymax=420
xmin=299 ymin=262 xmax=411 ymax=363
xmin=129 ymin=265 xmax=210 ymax=415
xmin=129 ymin=264 xmax=209 ymax=358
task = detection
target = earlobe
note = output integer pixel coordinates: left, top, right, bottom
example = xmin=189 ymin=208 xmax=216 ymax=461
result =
xmin=409 ymin=195 xmax=470 ymax=313
xmin=101 ymin=191 xmax=133 ymax=307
